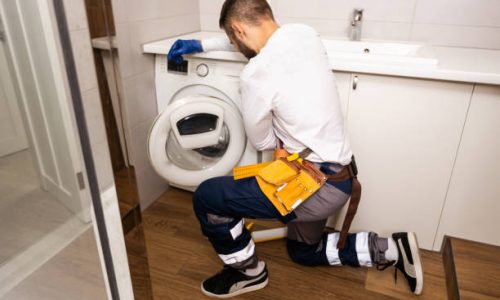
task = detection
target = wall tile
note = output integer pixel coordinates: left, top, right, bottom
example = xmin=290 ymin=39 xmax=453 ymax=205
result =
xmin=204 ymin=14 xmax=410 ymax=41
xmin=411 ymin=24 xmax=500 ymax=49
xmin=273 ymin=0 xmax=335 ymax=19
xmin=351 ymin=0 xmax=416 ymax=23
xmin=129 ymin=119 xmax=169 ymax=209
xmin=111 ymin=0 xmax=128 ymax=24
xmin=272 ymin=0 xmax=415 ymax=23
xmin=201 ymin=0 xmax=415 ymax=41
xmin=70 ymin=29 xmax=98 ymax=92
xmin=81 ymin=88 xmax=107 ymax=145
xmin=124 ymin=0 xmax=199 ymax=22
xmin=122 ymin=70 xmax=158 ymax=130
xmin=414 ymin=0 xmax=500 ymax=27
xmin=127 ymin=13 xmax=200 ymax=76
xmin=199 ymin=0 xmax=225 ymax=15
xmin=135 ymin=162 xmax=170 ymax=211
xmin=200 ymin=13 xmax=222 ymax=32
xmin=361 ymin=21 xmax=412 ymax=41
xmin=114 ymin=23 xmax=135 ymax=78
xmin=63 ymin=0 xmax=88 ymax=31
xmin=128 ymin=120 xmax=149 ymax=180
xmin=276 ymin=17 xmax=350 ymax=38
xmin=199 ymin=0 xmax=500 ymax=49
xmin=198 ymin=0 xmax=277 ymax=15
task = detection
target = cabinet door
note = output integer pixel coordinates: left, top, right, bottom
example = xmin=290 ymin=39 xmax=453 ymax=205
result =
xmin=337 ymin=74 xmax=472 ymax=250
xmin=434 ymin=85 xmax=500 ymax=250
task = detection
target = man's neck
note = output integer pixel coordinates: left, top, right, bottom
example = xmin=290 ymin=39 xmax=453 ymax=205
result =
xmin=256 ymin=21 xmax=279 ymax=53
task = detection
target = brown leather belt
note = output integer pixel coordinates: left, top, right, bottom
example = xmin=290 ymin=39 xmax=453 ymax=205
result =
xmin=281 ymin=144 xmax=361 ymax=250
xmin=323 ymin=156 xmax=361 ymax=250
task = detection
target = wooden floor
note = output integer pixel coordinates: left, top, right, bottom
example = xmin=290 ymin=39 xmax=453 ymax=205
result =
xmin=445 ymin=237 xmax=500 ymax=299
xmin=127 ymin=187 xmax=448 ymax=299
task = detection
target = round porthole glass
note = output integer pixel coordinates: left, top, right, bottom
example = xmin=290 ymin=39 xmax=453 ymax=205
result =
xmin=166 ymin=123 xmax=230 ymax=171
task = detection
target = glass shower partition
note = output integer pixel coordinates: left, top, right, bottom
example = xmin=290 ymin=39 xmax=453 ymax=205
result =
xmin=0 ymin=0 xmax=130 ymax=298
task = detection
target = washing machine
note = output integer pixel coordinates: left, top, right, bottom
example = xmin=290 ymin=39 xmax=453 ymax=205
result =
xmin=148 ymin=55 xmax=269 ymax=191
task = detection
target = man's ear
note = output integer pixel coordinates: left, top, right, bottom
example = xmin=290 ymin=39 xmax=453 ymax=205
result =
xmin=231 ymin=21 xmax=246 ymax=40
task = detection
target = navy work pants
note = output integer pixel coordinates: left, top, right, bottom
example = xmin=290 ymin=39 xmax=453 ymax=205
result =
xmin=193 ymin=174 xmax=388 ymax=269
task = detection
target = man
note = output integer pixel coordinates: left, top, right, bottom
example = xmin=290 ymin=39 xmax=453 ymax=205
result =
xmin=168 ymin=0 xmax=423 ymax=298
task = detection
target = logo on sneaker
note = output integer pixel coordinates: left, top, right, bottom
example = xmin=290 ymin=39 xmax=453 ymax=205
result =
xmin=398 ymin=239 xmax=417 ymax=278
xmin=228 ymin=272 xmax=266 ymax=294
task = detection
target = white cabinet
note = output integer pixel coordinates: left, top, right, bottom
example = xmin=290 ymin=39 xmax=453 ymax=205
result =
xmin=334 ymin=74 xmax=473 ymax=250
xmin=433 ymin=85 xmax=500 ymax=250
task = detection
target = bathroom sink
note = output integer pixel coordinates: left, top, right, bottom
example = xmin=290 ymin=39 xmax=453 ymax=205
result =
xmin=322 ymin=39 xmax=438 ymax=67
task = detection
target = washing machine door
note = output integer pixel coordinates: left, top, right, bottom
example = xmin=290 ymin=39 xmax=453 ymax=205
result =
xmin=148 ymin=95 xmax=246 ymax=187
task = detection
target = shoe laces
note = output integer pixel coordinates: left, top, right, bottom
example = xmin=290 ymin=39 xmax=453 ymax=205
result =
xmin=376 ymin=261 xmax=398 ymax=284
xmin=375 ymin=260 xmax=394 ymax=271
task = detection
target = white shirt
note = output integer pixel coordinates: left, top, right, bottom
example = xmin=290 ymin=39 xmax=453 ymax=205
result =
xmin=202 ymin=24 xmax=352 ymax=165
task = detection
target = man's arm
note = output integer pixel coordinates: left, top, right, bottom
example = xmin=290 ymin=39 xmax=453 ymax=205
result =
xmin=243 ymin=110 xmax=277 ymax=151
xmin=241 ymin=81 xmax=277 ymax=151
xmin=167 ymin=36 xmax=234 ymax=63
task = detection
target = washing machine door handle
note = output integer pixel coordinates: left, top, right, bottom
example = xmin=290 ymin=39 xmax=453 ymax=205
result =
xmin=170 ymin=102 xmax=224 ymax=149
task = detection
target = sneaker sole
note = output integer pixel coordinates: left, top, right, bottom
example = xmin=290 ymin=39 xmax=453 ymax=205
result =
xmin=407 ymin=232 xmax=424 ymax=295
xmin=200 ymin=277 xmax=269 ymax=298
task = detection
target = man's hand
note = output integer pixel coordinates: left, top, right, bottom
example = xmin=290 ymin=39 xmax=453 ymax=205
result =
xmin=167 ymin=39 xmax=203 ymax=64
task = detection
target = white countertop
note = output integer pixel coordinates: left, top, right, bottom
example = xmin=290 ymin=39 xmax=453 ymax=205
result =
xmin=143 ymin=31 xmax=500 ymax=85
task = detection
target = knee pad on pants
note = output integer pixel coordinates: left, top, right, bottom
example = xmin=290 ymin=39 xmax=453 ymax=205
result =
xmin=286 ymin=238 xmax=329 ymax=266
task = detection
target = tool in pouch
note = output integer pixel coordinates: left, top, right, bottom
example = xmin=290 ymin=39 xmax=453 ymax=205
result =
xmin=233 ymin=147 xmax=362 ymax=250
xmin=234 ymin=148 xmax=326 ymax=216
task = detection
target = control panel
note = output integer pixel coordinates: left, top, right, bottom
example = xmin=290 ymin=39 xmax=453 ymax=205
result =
xmin=167 ymin=59 xmax=188 ymax=75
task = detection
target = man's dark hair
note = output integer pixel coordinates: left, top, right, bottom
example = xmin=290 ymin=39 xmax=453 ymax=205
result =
xmin=219 ymin=0 xmax=275 ymax=35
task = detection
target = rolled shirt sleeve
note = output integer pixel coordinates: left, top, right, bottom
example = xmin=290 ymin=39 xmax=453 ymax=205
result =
xmin=201 ymin=36 xmax=234 ymax=52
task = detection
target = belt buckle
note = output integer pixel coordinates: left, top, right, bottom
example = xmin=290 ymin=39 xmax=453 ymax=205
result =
xmin=349 ymin=155 xmax=358 ymax=177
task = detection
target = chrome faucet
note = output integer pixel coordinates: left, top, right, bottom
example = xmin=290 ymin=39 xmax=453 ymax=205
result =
xmin=350 ymin=9 xmax=363 ymax=41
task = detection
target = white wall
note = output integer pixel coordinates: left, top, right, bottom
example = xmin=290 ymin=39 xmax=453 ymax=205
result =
xmin=111 ymin=0 xmax=200 ymax=210
xmin=200 ymin=0 xmax=500 ymax=50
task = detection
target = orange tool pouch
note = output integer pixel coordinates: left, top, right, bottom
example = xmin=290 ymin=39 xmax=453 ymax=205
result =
xmin=256 ymin=157 xmax=327 ymax=216
xmin=233 ymin=147 xmax=362 ymax=250
xmin=234 ymin=150 xmax=327 ymax=216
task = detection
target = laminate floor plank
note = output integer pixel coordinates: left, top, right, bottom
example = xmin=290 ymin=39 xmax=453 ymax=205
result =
xmin=450 ymin=238 xmax=500 ymax=299
xmin=131 ymin=187 xmax=448 ymax=299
